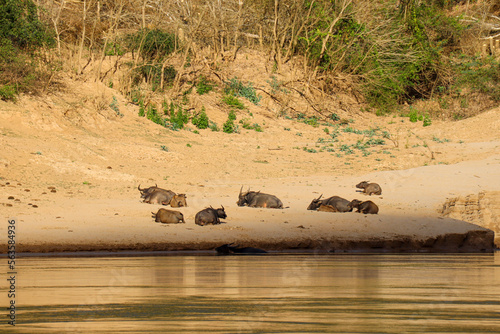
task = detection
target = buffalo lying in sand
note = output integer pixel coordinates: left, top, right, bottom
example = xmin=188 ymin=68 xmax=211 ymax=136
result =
xmin=317 ymin=204 xmax=338 ymax=212
xmin=138 ymin=184 xmax=161 ymax=198
xmin=237 ymin=186 xmax=284 ymax=208
xmin=195 ymin=206 xmax=227 ymax=226
xmin=141 ymin=187 xmax=187 ymax=207
xmin=348 ymin=199 xmax=379 ymax=214
xmin=356 ymin=181 xmax=382 ymax=196
xmin=152 ymin=208 xmax=185 ymax=224
xmin=215 ymin=243 xmax=267 ymax=255
xmin=307 ymin=194 xmax=352 ymax=212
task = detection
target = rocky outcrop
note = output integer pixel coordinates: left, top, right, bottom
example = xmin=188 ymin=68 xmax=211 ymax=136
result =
xmin=440 ymin=191 xmax=500 ymax=248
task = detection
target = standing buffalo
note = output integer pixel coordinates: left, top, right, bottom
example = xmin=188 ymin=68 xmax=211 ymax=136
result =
xmin=152 ymin=208 xmax=185 ymax=224
xmin=356 ymin=181 xmax=382 ymax=196
xmin=195 ymin=206 xmax=227 ymax=226
xmin=215 ymin=243 xmax=267 ymax=255
xmin=237 ymin=186 xmax=284 ymax=208
xmin=348 ymin=199 xmax=379 ymax=214
xmin=307 ymin=194 xmax=352 ymax=212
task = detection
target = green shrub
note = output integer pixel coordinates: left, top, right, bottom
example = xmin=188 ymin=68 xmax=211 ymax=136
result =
xmin=134 ymin=64 xmax=176 ymax=91
xmin=192 ymin=107 xmax=210 ymax=129
xmin=222 ymin=94 xmax=245 ymax=109
xmin=0 ymin=84 xmax=16 ymax=101
xmin=146 ymin=104 xmax=164 ymax=126
xmin=125 ymin=29 xmax=176 ymax=62
xmin=223 ymin=110 xmax=238 ymax=133
xmin=196 ymin=76 xmax=214 ymax=95
xmin=0 ymin=0 xmax=55 ymax=100
xmin=209 ymin=121 xmax=219 ymax=132
xmin=239 ymin=118 xmax=263 ymax=132
xmin=224 ymin=77 xmax=261 ymax=105
xmin=167 ymin=104 xmax=189 ymax=130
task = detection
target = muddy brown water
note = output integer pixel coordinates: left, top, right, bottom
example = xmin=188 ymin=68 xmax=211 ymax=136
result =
xmin=2 ymin=253 xmax=500 ymax=333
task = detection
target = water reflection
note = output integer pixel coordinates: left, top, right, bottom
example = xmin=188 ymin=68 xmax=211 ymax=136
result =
xmin=2 ymin=253 xmax=499 ymax=333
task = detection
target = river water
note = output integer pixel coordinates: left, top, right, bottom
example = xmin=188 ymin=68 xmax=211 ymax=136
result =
xmin=3 ymin=253 xmax=500 ymax=333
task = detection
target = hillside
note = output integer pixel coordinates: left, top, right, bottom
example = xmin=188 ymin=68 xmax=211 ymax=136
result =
xmin=0 ymin=49 xmax=499 ymax=253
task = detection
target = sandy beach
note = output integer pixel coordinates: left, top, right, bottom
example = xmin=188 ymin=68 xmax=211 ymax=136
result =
xmin=1 ymin=73 xmax=499 ymax=254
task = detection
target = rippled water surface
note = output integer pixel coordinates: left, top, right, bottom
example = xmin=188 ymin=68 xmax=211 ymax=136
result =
xmin=3 ymin=253 xmax=500 ymax=333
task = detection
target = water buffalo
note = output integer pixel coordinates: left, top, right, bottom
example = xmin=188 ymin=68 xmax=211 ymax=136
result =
xmin=237 ymin=186 xmax=284 ymax=208
xmin=195 ymin=206 xmax=227 ymax=226
xmin=317 ymin=204 xmax=338 ymax=212
xmin=152 ymin=208 xmax=185 ymax=224
xmin=170 ymin=194 xmax=187 ymax=207
xmin=307 ymin=194 xmax=352 ymax=212
xmin=348 ymin=199 xmax=379 ymax=214
xmin=143 ymin=189 xmax=176 ymax=205
xmin=356 ymin=181 xmax=382 ymax=196
xmin=215 ymin=243 xmax=267 ymax=255
xmin=138 ymin=184 xmax=158 ymax=198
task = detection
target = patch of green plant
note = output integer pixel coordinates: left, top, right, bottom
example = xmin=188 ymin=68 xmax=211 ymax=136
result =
xmin=223 ymin=110 xmax=238 ymax=133
xmin=160 ymin=145 xmax=169 ymax=152
xmin=342 ymin=127 xmax=363 ymax=134
xmin=222 ymin=94 xmax=245 ymax=109
xmin=365 ymin=138 xmax=385 ymax=146
xmin=239 ymin=118 xmax=263 ymax=132
xmin=267 ymin=75 xmax=289 ymax=94
xmin=452 ymin=54 xmax=500 ymax=102
xmin=339 ymin=144 xmax=354 ymax=155
xmin=196 ymin=76 xmax=214 ymax=95
xmin=303 ymin=147 xmax=318 ymax=153
xmin=405 ymin=108 xmax=431 ymax=126
xmin=209 ymin=121 xmax=219 ymax=132
xmin=166 ymin=104 xmax=189 ymax=130
xmin=105 ymin=41 xmax=125 ymax=56
xmin=146 ymin=104 xmax=164 ymax=126
xmin=191 ymin=107 xmax=210 ymax=129
xmin=125 ymin=28 xmax=176 ymax=62
xmin=134 ymin=64 xmax=176 ymax=91
xmin=138 ymin=100 xmax=145 ymax=117
xmin=0 ymin=0 xmax=56 ymax=101
xmin=432 ymin=136 xmax=450 ymax=143
xmin=224 ymin=77 xmax=261 ymax=105
xmin=0 ymin=84 xmax=16 ymax=101
xmin=109 ymin=96 xmax=123 ymax=117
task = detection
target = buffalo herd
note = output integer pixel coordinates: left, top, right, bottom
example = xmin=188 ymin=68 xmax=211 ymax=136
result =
xmin=139 ymin=181 xmax=382 ymax=226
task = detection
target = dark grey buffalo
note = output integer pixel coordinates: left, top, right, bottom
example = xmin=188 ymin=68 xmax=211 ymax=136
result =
xmin=215 ymin=243 xmax=267 ymax=255
xmin=356 ymin=181 xmax=382 ymax=196
xmin=138 ymin=184 xmax=159 ymax=198
xmin=195 ymin=206 xmax=227 ymax=226
xmin=307 ymin=194 xmax=352 ymax=212
xmin=152 ymin=208 xmax=185 ymax=224
xmin=348 ymin=199 xmax=379 ymax=214
xmin=237 ymin=186 xmax=284 ymax=208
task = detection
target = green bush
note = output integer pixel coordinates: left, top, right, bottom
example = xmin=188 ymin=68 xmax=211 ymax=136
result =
xmin=134 ymin=64 xmax=176 ymax=91
xmin=224 ymin=77 xmax=261 ymax=105
xmin=223 ymin=110 xmax=238 ymax=133
xmin=166 ymin=104 xmax=189 ymax=130
xmin=0 ymin=83 xmax=16 ymax=101
xmin=125 ymin=29 xmax=176 ymax=62
xmin=196 ymin=76 xmax=214 ymax=95
xmin=192 ymin=107 xmax=210 ymax=129
xmin=222 ymin=94 xmax=245 ymax=109
xmin=0 ymin=0 xmax=55 ymax=100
